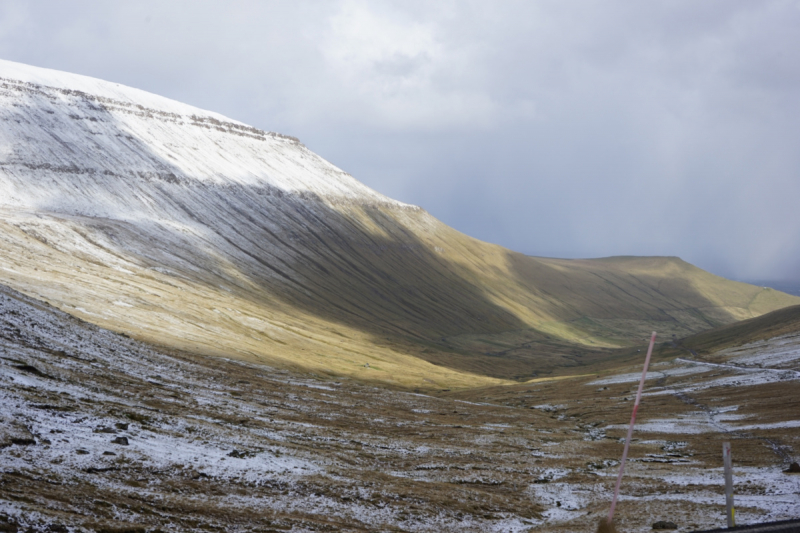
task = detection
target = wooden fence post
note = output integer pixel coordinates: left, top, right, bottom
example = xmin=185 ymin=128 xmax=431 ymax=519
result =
xmin=723 ymin=441 xmax=735 ymax=528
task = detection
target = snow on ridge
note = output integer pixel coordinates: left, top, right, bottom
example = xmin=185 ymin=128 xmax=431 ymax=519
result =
xmin=0 ymin=59 xmax=410 ymax=222
xmin=0 ymin=58 xmax=244 ymax=126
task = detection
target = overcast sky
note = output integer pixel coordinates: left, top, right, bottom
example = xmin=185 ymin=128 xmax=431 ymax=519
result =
xmin=1 ymin=0 xmax=799 ymax=282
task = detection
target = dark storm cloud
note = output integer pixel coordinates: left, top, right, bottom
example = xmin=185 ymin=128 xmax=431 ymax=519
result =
xmin=1 ymin=0 xmax=798 ymax=281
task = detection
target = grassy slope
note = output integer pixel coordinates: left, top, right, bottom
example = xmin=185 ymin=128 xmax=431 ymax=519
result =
xmin=574 ymin=303 xmax=800 ymax=381
xmin=384 ymin=212 xmax=800 ymax=377
xmin=0 ymin=202 xmax=797 ymax=388
xmin=678 ymin=303 xmax=800 ymax=356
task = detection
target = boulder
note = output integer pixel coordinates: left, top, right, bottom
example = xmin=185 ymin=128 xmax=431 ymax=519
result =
xmin=653 ymin=521 xmax=678 ymax=530
xmin=0 ymin=416 xmax=36 ymax=448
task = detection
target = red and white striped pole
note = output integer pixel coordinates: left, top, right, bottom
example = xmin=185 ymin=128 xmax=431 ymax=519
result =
xmin=608 ymin=331 xmax=657 ymax=524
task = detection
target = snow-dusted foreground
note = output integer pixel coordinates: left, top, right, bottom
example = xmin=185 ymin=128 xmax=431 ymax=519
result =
xmin=2 ymin=283 xmax=799 ymax=532
xmin=452 ymin=335 xmax=800 ymax=532
xmin=590 ymin=337 xmax=800 ymax=529
xmin=0 ymin=284 xmax=545 ymax=532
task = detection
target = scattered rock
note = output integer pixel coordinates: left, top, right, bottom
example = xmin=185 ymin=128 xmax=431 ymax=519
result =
xmin=785 ymin=461 xmax=800 ymax=473
xmin=76 ymin=449 xmax=90 ymax=455
xmin=111 ymin=436 xmax=129 ymax=445
xmin=32 ymin=404 xmax=74 ymax=412
xmin=115 ymin=422 xmax=129 ymax=431
xmin=14 ymin=364 xmax=46 ymax=376
xmin=95 ymin=526 xmax=145 ymax=533
xmin=85 ymin=466 xmax=118 ymax=474
xmin=94 ymin=426 xmax=117 ymax=434
xmin=0 ymin=417 xmax=36 ymax=448
xmin=653 ymin=520 xmax=678 ymax=530
xmin=228 ymin=449 xmax=245 ymax=458
xmin=103 ymin=451 xmax=117 ymax=456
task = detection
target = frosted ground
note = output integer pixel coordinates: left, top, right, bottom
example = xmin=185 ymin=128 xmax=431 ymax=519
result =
xmin=1 ymin=284 xmax=799 ymax=532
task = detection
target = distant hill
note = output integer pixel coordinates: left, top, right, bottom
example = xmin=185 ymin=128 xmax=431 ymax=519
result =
xmin=742 ymin=280 xmax=800 ymax=297
xmin=1 ymin=59 xmax=798 ymax=387
xmin=678 ymin=304 xmax=800 ymax=356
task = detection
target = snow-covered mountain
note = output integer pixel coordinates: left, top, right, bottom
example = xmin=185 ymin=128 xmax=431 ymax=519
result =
xmin=1 ymin=59 xmax=797 ymax=386
xmin=0 ymin=58 xmax=401 ymax=218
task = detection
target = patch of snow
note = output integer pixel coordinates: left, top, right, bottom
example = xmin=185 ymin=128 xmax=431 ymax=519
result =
xmin=588 ymin=364 xmax=710 ymax=386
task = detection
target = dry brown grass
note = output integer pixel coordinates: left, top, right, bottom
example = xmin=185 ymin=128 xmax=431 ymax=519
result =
xmin=596 ymin=517 xmax=618 ymax=533
xmin=2 ymin=282 xmax=799 ymax=531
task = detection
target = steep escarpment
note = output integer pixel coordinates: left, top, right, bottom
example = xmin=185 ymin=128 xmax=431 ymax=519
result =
xmin=1 ymin=59 xmax=797 ymax=385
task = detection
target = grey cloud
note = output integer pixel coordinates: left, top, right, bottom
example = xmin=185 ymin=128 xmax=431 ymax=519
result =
xmin=0 ymin=0 xmax=798 ymax=281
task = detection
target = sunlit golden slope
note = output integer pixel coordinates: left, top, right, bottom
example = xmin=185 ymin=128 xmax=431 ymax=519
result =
xmin=1 ymin=204 xmax=796 ymax=387
xmin=1 ymin=60 xmax=797 ymax=388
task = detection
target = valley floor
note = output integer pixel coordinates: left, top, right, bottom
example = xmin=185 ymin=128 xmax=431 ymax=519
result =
xmin=1 ymin=285 xmax=798 ymax=532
